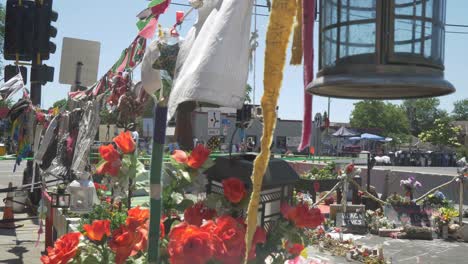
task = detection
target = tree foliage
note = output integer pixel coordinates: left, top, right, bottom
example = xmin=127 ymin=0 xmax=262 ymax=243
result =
xmin=244 ymin=84 xmax=252 ymax=104
xmin=350 ymin=100 xmax=410 ymax=142
xmin=452 ymin=99 xmax=468 ymax=121
xmin=418 ymin=117 xmax=461 ymax=148
xmin=402 ymin=98 xmax=448 ymax=137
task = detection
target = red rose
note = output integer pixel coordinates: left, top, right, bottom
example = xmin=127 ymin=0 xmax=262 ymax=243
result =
xmin=285 ymin=241 xmax=305 ymax=256
xmin=168 ymin=223 xmax=216 ymax=264
xmin=41 ymin=232 xmax=81 ymax=264
xmin=126 ymin=206 xmax=150 ymax=229
xmin=113 ymin=131 xmax=136 ymax=154
xmin=281 ymin=203 xmax=324 ymax=229
xmin=184 ymin=202 xmax=217 ymax=226
xmin=212 ymin=216 xmax=246 ymax=263
xmin=187 ymin=144 xmax=211 ymax=169
xmin=222 ymin=178 xmax=247 ymax=203
xmin=83 ymin=220 xmax=110 ymax=242
xmin=96 ymin=144 xmax=122 ymax=176
xmin=172 ymin=150 xmax=188 ymax=164
xmin=108 ymin=224 xmax=147 ymax=264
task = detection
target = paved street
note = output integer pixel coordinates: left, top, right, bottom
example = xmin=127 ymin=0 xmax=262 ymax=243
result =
xmin=0 ymin=160 xmax=42 ymax=264
xmin=370 ymin=166 xmax=458 ymax=176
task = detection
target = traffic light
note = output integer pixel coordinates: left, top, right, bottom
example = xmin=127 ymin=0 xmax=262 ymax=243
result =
xmin=31 ymin=65 xmax=54 ymax=85
xmin=35 ymin=0 xmax=58 ymax=60
xmin=4 ymin=65 xmax=28 ymax=85
xmin=3 ymin=0 xmax=36 ymax=61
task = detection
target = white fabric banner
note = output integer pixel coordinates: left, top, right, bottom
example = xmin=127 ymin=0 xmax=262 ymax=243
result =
xmin=0 ymin=73 xmax=25 ymax=101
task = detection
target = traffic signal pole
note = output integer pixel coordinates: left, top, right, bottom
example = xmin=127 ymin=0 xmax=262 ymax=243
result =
xmin=31 ymin=54 xmax=42 ymax=106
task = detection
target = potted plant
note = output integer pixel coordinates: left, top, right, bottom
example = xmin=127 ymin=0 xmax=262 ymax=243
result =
xmin=435 ymin=206 xmax=459 ymax=239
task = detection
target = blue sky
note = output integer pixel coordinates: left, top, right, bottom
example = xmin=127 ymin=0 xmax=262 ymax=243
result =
xmin=3 ymin=0 xmax=467 ymax=123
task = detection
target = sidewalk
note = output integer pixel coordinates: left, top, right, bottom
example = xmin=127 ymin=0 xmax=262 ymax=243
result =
xmin=0 ymin=161 xmax=43 ymax=264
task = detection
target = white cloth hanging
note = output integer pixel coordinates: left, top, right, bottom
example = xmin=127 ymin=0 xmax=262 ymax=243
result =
xmin=0 ymin=73 xmax=25 ymax=101
xmin=141 ymin=40 xmax=162 ymax=97
xmin=168 ymin=0 xmax=254 ymax=119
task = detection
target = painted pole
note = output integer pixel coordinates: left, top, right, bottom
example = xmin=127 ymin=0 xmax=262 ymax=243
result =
xmin=147 ymin=103 xmax=167 ymax=264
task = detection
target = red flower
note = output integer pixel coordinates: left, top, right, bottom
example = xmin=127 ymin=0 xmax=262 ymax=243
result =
xmin=108 ymin=224 xmax=147 ymax=264
xmin=41 ymin=232 xmax=81 ymax=264
xmin=96 ymin=144 xmax=121 ymax=176
xmin=281 ymin=203 xmax=325 ymax=229
xmin=168 ymin=223 xmax=216 ymax=264
xmin=187 ymin=144 xmax=211 ymax=169
xmin=113 ymin=131 xmax=136 ymax=154
xmin=184 ymin=202 xmax=217 ymax=226
xmin=126 ymin=206 xmax=150 ymax=229
xmin=212 ymin=216 xmax=246 ymax=263
xmin=345 ymin=163 xmax=355 ymax=174
xmin=83 ymin=220 xmax=110 ymax=242
xmin=93 ymin=182 xmax=107 ymax=191
xmin=172 ymin=150 xmax=188 ymax=164
xmin=222 ymin=178 xmax=247 ymax=203
xmin=160 ymin=220 xmax=165 ymax=239
xmin=285 ymin=241 xmax=305 ymax=256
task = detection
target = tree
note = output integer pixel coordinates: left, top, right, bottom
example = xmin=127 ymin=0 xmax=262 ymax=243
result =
xmin=402 ymin=98 xmax=448 ymax=137
xmin=350 ymin=100 xmax=410 ymax=140
xmin=52 ymin=98 xmax=67 ymax=109
xmin=452 ymin=99 xmax=468 ymax=121
xmin=419 ymin=117 xmax=461 ymax=148
xmin=244 ymin=84 xmax=252 ymax=104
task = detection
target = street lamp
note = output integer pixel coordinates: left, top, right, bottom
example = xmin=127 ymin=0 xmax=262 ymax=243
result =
xmin=308 ymin=0 xmax=455 ymax=99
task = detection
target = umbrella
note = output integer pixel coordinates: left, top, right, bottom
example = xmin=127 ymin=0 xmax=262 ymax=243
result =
xmin=332 ymin=126 xmax=358 ymax=137
xmin=349 ymin=136 xmax=361 ymax=141
xmin=360 ymin=133 xmax=385 ymax=141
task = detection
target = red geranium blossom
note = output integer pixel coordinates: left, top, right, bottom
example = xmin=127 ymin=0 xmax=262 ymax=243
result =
xmin=222 ymin=177 xmax=247 ymax=203
xmin=281 ymin=203 xmax=325 ymax=229
xmin=96 ymin=144 xmax=122 ymax=176
xmin=93 ymin=182 xmax=107 ymax=191
xmin=83 ymin=220 xmax=110 ymax=242
xmin=113 ymin=131 xmax=136 ymax=154
xmin=184 ymin=202 xmax=217 ymax=226
xmin=41 ymin=232 xmax=81 ymax=264
xmin=187 ymin=144 xmax=211 ymax=169
xmin=168 ymin=223 xmax=216 ymax=264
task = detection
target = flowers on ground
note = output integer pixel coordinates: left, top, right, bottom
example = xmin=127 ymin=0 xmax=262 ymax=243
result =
xmin=222 ymin=177 xmax=247 ymax=203
xmin=41 ymin=232 xmax=81 ymax=264
xmin=285 ymin=241 xmax=305 ymax=256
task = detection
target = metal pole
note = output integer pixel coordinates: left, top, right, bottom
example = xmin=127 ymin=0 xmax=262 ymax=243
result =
xmin=31 ymin=54 xmax=42 ymax=106
xmin=148 ymin=104 xmax=167 ymax=264
xmin=460 ymin=175 xmax=464 ymax=225
xmin=367 ymin=152 xmax=371 ymax=192
xmin=74 ymin=61 xmax=83 ymax=91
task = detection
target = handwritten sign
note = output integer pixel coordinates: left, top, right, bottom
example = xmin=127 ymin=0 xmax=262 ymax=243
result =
xmin=336 ymin=211 xmax=367 ymax=234
xmin=388 ymin=205 xmax=431 ymax=227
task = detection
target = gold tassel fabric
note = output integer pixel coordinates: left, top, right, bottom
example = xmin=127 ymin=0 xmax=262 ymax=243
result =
xmin=290 ymin=0 xmax=303 ymax=65
xmin=244 ymin=0 xmax=297 ymax=262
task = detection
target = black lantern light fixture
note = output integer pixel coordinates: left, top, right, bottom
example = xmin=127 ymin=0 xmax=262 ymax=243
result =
xmin=49 ymin=184 xmax=71 ymax=209
xmin=206 ymin=154 xmax=300 ymax=230
xmin=308 ymin=0 xmax=455 ymax=99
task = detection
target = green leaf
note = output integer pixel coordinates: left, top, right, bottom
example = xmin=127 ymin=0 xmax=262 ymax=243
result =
xmin=170 ymin=192 xmax=184 ymax=204
xmin=175 ymin=199 xmax=195 ymax=211
xmin=82 ymin=254 xmax=100 ymax=264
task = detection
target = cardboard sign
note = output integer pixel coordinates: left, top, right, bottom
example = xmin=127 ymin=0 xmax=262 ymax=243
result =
xmin=387 ymin=205 xmax=431 ymax=227
xmin=336 ymin=211 xmax=367 ymax=234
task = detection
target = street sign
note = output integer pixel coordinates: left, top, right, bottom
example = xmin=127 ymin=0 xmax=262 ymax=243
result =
xmin=207 ymin=110 xmax=221 ymax=129
xmin=208 ymin=129 xmax=220 ymax=136
xmin=59 ymin=37 xmax=101 ymax=87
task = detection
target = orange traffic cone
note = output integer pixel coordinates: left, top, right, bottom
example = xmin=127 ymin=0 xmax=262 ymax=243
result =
xmin=0 ymin=182 xmax=22 ymax=229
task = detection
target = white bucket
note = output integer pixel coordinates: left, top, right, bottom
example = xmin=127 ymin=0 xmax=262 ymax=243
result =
xmin=12 ymin=190 xmax=28 ymax=213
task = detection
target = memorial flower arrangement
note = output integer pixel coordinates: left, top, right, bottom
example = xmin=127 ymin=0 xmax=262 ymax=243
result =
xmin=400 ymin=176 xmax=422 ymax=200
